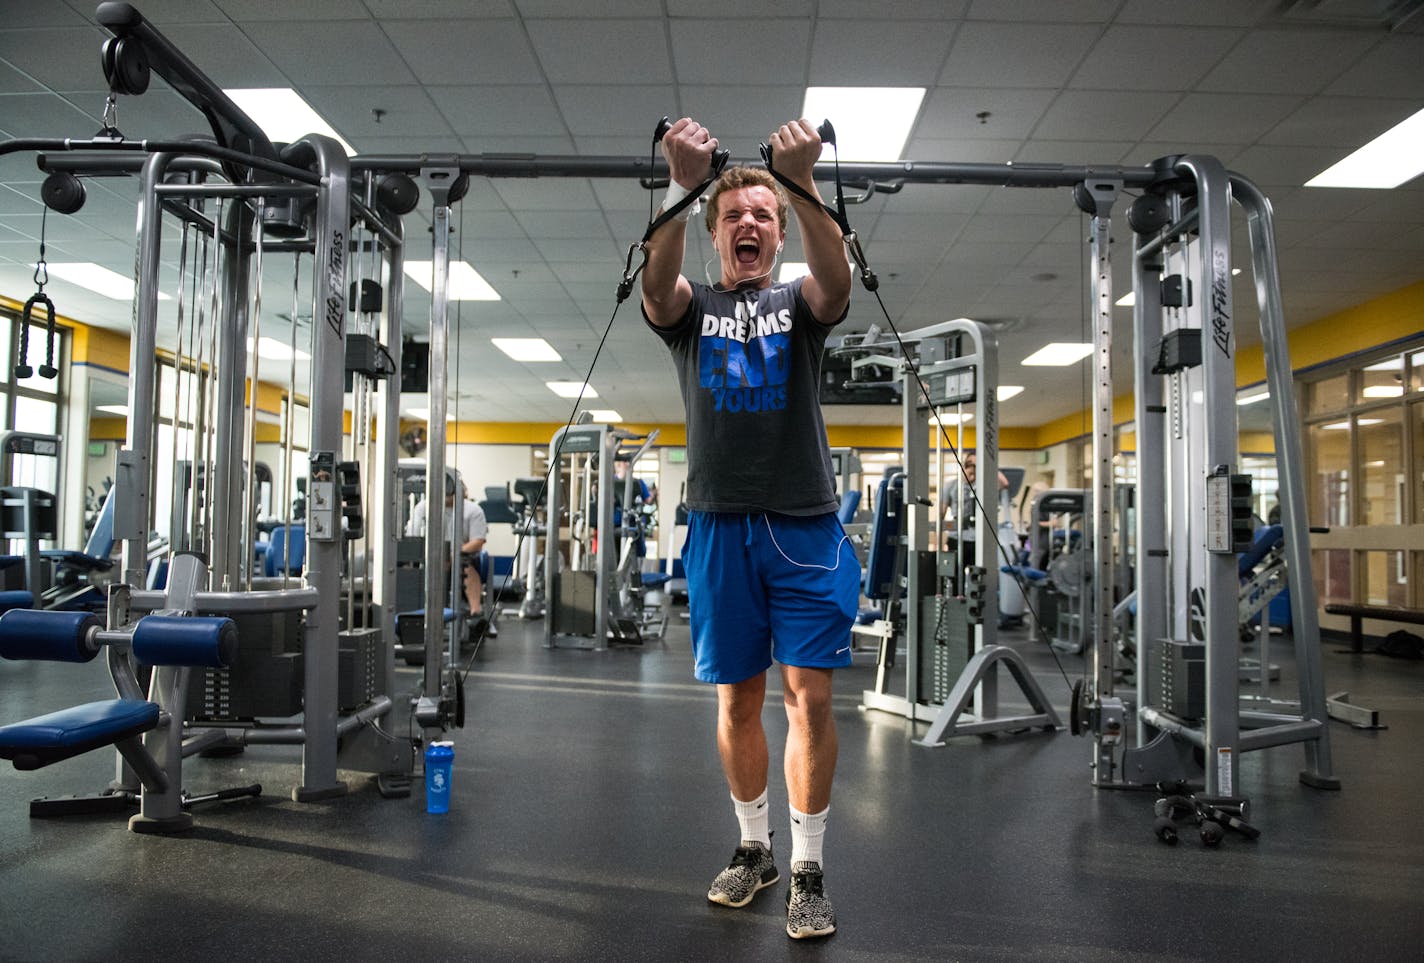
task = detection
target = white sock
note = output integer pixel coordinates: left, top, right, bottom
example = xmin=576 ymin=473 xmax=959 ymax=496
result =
xmin=732 ymin=789 xmax=771 ymax=850
xmin=789 ymin=804 xmax=827 ymax=870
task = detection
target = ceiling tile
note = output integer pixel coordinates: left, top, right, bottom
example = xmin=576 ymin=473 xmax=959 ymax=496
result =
xmin=519 ymin=0 xmax=662 ymax=15
xmin=160 ymin=24 xmax=287 ymax=88
xmin=0 ymin=92 xmax=101 ymax=139
xmin=820 ymin=0 xmax=966 ymax=17
xmin=367 ymin=0 xmax=514 ymax=17
xmin=1324 ymin=35 xmax=1424 ymax=98
xmin=459 ymin=133 xmax=576 ymax=154
xmin=0 ymin=61 xmax=44 ymax=94
xmin=676 ymin=86 xmax=808 ymax=142
xmin=967 ymin=0 xmax=1120 ymax=22
xmin=1228 ymin=144 xmax=1359 ymax=190
xmin=869 ymin=213 xmax=970 ymax=244
xmin=1145 ymin=92 xmax=1302 ymax=144
xmin=1116 ymin=0 xmax=1275 ymax=27
xmin=1070 ymin=25 xmax=1243 ymax=91
xmin=1013 ymin=140 xmax=1136 ymax=166
xmin=918 ymin=87 xmax=1056 ymax=142
xmin=303 ymin=86 xmax=451 ymax=141
xmin=958 ymin=213 xmax=1060 ymax=245
xmin=383 ymin=20 xmax=544 ymax=86
xmin=550 ymin=84 xmax=669 ymax=137
xmin=1196 ymin=29 xmax=1380 ymax=95
xmin=810 ymin=19 xmax=957 ymax=86
xmin=427 ymin=85 xmax=561 ymax=137
xmin=9 ymin=2 xmax=93 ymax=27
xmin=213 ymin=0 xmax=373 ymax=20
xmin=493 ymin=178 xmax=600 ymax=212
xmin=670 ymin=20 xmax=810 ymax=86
xmin=1260 ymin=96 xmax=1424 ymax=149
xmin=0 ymin=27 xmax=106 ymax=92
xmin=526 ymin=20 xmax=671 ymax=85
xmin=514 ymin=210 xmax=611 ymax=239
xmin=241 ymin=21 xmax=415 ymax=86
xmin=939 ymin=22 xmax=1101 ymax=88
xmin=1034 ymin=90 xmax=1181 ymax=142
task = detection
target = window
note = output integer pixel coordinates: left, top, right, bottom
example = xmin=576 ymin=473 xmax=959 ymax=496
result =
xmin=1359 ymin=408 xmax=1403 ymax=526
xmin=1307 ymin=421 xmax=1351 ymax=528
xmin=1302 ymin=339 xmax=1424 ymax=609
xmin=1307 ymin=372 xmax=1349 ymax=415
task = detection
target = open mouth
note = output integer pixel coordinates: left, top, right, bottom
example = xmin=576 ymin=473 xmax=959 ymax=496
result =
xmin=734 ymin=238 xmax=760 ymax=266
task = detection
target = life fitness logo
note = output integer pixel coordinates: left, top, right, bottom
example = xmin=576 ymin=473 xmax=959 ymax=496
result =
xmin=325 ymin=229 xmax=345 ymax=337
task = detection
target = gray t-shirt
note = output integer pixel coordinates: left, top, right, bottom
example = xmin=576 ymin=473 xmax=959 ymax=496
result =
xmin=647 ymin=278 xmax=843 ymax=516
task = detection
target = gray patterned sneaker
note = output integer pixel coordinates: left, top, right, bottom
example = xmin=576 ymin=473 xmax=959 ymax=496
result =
xmin=707 ymin=841 xmax=778 ymax=908
xmin=785 ymin=863 xmax=836 ymax=939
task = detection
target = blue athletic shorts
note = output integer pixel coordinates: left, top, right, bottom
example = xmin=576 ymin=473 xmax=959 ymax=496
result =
xmin=682 ymin=510 xmax=860 ymax=684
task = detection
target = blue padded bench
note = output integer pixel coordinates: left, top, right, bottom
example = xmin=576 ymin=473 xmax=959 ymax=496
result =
xmin=857 ymin=473 xmax=906 ymax=624
xmin=0 ymin=609 xmax=235 ymax=775
xmin=0 ymin=590 xmax=35 ymax=614
xmin=0 ymin=700 xmax=160 ymax=771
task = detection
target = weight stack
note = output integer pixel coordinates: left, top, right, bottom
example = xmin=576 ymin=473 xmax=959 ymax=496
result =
xmin=917 ymin=595 xmax=972 ymax=705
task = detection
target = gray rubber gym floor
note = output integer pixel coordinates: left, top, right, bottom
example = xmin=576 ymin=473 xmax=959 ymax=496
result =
xmin=2 ymin=614 xmax=1421 ymax=962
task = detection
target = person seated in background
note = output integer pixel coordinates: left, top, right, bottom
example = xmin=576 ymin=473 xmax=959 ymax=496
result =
xmin=942 ymin=452 xmax=1010 ymax=551
xmin=407 ymin=475 xmax=491 ymax=632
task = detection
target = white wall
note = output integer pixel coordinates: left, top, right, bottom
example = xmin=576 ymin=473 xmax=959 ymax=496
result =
xmin=448 ymin=443 xmax=535 ymax=556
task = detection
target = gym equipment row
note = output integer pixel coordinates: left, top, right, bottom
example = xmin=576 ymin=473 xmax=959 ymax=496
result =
xmin=0 ymin=3 xmax=1344 ymax=834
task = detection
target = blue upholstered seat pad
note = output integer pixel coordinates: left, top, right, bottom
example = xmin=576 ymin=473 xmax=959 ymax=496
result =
xmin=0 ymin=699 xmax=159 ymax=756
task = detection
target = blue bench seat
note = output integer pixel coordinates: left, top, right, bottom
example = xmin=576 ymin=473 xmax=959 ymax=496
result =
xmin=0 ymin=699 xmax=160 ymax=770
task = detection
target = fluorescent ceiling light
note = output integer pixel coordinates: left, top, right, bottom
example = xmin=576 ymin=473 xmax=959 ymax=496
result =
xmin=1362 ymin=384 xmax=1404 ymax=398
xmin=1363 ymin=357 xmax=1403 ymax=371
xmin=547 ymin=381 xmax=597 ymax=399
xmin=586 ymin=409 xmax=622 ymax=423
xmin=778 ymin=262 xmax=809 ymax=282
xmin=1115 ymin=292 xmax=1135 ymax=306
xmin=492 ymin=337 xmax=560 ymax=362
xmin=403 ymin=261 xmax=501 ymax=301
xmin=247 ymin=336 xmax=311 ymax=362
xmin=937 ymin=413 xmax=972 ymax=425
xmin=1306 ymin=105 xmax=1424 ymax=189
xmin=97 ymin=404 xmax=128 ymax=416
xmin=801 ymin=87 xmax=925 ymax=162
xmin=39 ymin=262 xmax=170 ymax=301
xmin=1236 ymin=391 xmax=1271 ymax=406
xmin=997 ymin=385 xmax=1024 ymax=401
xmin=223 ymin=88 xmax=355 ymax=156
xmin=1021 ymin=343 xmax=1094 ymax=366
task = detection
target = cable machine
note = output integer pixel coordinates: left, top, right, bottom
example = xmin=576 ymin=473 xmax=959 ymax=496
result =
xmin=852 ymin=320 xmax=1061 ymax=744
xmin=1072 ymin=161 xmax=1337 ymax=802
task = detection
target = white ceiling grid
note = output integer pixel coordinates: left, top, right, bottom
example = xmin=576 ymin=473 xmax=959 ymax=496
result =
xmin=0 ymin=0 xmax=1414 ymax=428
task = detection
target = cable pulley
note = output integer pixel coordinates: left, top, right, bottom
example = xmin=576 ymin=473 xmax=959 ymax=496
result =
xmin=616 ymin=116 xmax=730 ymax=304
xmin=758 ymin=119 xmax=878 ymax=293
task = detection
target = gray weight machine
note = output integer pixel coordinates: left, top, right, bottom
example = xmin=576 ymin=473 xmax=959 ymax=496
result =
xmin=543 ymin=423 xmax=662 ymax=649
xmin=13 ymin=5 xmax=467 ymax=801
xmin=851 ymin=320 xmax=1061 ymax=745
xmin=1071 ymin=160 xmax=1337 ymax=801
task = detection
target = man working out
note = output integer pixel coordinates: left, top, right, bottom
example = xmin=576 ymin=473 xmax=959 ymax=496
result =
xmin=407 ymin=475 xmax=491 ymax=631
xmin=642 ymin=117 xmax=858 ymax=940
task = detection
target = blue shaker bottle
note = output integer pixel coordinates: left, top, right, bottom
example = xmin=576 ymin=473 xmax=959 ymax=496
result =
xmin=425 ymin=741 xmax=454 ymax=814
